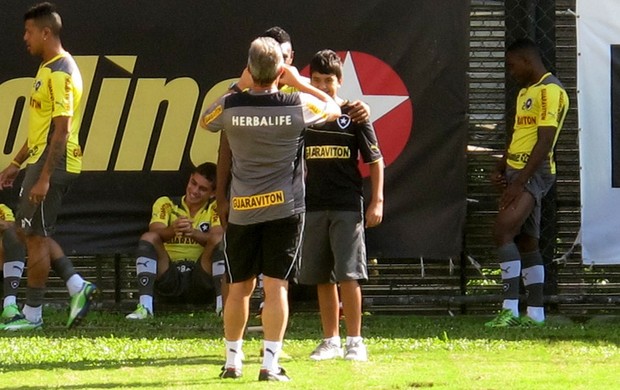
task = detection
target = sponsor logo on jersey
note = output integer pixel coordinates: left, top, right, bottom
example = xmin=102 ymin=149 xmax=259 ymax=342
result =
xmin=232 ymin=190 xmax=285 ymax=210
xmin=202 ymin=105 xmax=222 ymax=127
xmin=516 ymin=116 xmax=537 ymax=126
xmin=306 ymin=145 xmax=351 ymax=159
xmin=231 ymin=114 xmax=292 ymax=127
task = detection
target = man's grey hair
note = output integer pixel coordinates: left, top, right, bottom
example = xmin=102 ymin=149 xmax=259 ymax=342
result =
xmin=247 ymin=37 xmax=284 ymax=86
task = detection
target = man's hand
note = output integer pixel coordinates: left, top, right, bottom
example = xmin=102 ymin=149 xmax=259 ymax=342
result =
xmin=348 ymin=100 xmax=370 ymax=123
xmin=490 ymin=169 xmax=506 ymax=191
xmin=29 ymin=177 xmax=49 ymax=204
xmin=499 ymin=181 xmax=525 ymax=210
xmin=0 ymin=165 xmax=20 ymax=190
xmin=173 ymin=216 xmax=194 ymax=236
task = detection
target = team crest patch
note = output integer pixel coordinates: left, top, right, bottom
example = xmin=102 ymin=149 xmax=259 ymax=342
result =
xmin=34 ymin=79 xmax=42 ymax=91
xmin=337 ymin=114 xmax=351 ymax=129
xmin=523 ymin=98 xmax=533 ymax=111
xmin=10 ymin=281 xmax=19 ymax=289
xmin=199 ymin=222 xmax=210 ymax=232
xmin=139 ymin=276 xmax=149 ymax=287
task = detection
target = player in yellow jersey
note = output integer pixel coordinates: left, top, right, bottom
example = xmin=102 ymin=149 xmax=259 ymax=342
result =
xmin=486 ymin=38 xmax=569 ymax=328
xmin=0 ymin=3 xmax=97 ymax=331
xmin=126 ymin=163 xmax=224 ymax=319
xmin=0 ymin=204 xmax=27 ymax=323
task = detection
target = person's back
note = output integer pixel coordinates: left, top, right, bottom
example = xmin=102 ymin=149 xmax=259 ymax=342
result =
xmin=201 ymin=36 xmax=340 ymax=382
xmin=210 ymin=90 xmax=317 ymax=225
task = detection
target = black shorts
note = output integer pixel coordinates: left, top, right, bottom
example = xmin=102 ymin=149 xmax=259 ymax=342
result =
xmin=154 ymin=260 xmax=215 ymax=304
xmin=17 ymin=161 xmax=77 ymax=236
xmin=224 ymin=214 xmax=303 ymax=283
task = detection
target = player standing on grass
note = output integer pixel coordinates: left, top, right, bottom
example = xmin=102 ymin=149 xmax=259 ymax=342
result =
xmin=297 ymin=49 xmax=384 ymax=361
xmin=486 ymin=38 xmax=568 ymax=328
xmin=0 ymin=2 xmax=97 ymax=331
xmin=201 ymin=37 xmax=340 ymax=381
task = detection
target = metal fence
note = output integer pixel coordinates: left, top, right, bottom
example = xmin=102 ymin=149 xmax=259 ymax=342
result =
xmin=467 ymin=0 xmax=620 ymax=316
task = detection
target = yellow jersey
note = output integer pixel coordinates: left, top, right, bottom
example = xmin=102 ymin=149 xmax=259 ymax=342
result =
xmin=27 ymin=52 xmax=83 ymax=173
xmin=150 ymin=196 xmax=220 ymax=261
xmin=508 ymin=72 xmax=569 ymax=174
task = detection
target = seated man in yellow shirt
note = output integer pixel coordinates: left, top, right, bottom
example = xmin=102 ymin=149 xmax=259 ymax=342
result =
xmin=126 ymin=163 xmax=224 ymax=319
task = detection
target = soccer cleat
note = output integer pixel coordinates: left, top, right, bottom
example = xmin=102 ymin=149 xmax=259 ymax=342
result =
xmin=0 ymin=315 xmax=43 ymax=331
xmin=126 ymin=304 xmax=153 ymax=320
xmin=344 ymin=341 xmax=368 ymax=361
xmin=519 ymin=316 xmax=545 ymax=327
xmin=1 ymin=304 xmax=22 ymax=322
xmin=220 ymin=366 xmax=242 ymax=379
xmin=484 ymin=308 xmax=521 ymax=328
xmin=67 ymin=281 xmax=98 ymax=328
xmin=258 ymin=367 xmax=290 ymax=382
xmin=310 ymin=340 xmax=344 ymax=361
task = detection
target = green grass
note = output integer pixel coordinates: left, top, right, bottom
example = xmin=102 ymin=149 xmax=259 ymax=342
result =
xmin=1 ymin=310 xmax=620 ymax=389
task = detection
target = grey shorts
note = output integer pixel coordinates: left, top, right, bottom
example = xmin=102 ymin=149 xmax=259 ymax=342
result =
xmin=505 ymin=165 xmax=555 ymax=239
xmin=297 ymin=210 xmax=368 ymax=285
xmin=16 ymin=161 xmax=77 ymax=237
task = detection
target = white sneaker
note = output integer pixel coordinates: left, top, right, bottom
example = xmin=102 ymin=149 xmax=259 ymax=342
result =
xmin=310 ymin=340 xmax=343 ymax=361
xmin=126 ymin=304 xmax=153 ymax=320
xmin=344 ymin=341 xmax=368 ymax=361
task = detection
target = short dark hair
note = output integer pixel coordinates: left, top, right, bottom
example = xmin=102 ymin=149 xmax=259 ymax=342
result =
xmin=310 ymin=49 xmax=343 ymax=80
xmin=261 ymin=26 xmax=291 ymax=45
xmin=507 ymin=38 xmax=541 ymax=58
xmin=194 ymin=162 xmax=217 ymax=189
xmin=24 ymin=2 xmax=62 ymax=36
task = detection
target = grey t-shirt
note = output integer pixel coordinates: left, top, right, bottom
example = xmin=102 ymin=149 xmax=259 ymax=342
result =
xmin=202 ymin=89 xmax=332 ymax=225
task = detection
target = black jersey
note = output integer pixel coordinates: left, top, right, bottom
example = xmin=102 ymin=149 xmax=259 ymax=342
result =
xmin=305 ymin=102 xmax=383 ymax=212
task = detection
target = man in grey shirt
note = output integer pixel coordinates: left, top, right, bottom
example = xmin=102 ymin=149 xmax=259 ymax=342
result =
xmin=201 ymin=36 xmax=340 ymax=382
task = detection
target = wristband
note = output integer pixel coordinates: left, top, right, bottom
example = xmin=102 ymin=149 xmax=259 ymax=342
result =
xmin=10 ymin=160 xmax=21 ymax=168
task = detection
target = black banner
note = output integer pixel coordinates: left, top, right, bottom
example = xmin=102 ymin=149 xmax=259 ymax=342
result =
xmin=0 ymin=0 xmax=469 ymax=258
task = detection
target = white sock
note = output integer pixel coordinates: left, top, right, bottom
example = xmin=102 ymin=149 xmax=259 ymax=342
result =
xmin=502 ymin=299 xmax=519 ymax=317
xmin=66 ymin=274 xmax=85 ymax=296
xmin=325 ymin=336 xmax=341 ymax=347
xmin=225 ymin=339 xmax=244 ymax=369
xmin=4 ymin=296 xmax=17 ymax=307
xmin=262 ymin=340 xmax=282 ymax=372
xmin=22 ymin=304 xmax=42 ymax=322
xmin=527 ymin=306 xmax=545 ymax=322
xmin=215 ymin=295 xmax=223 ymax=313
xmin=139 ymin=295 xmax=154 ymax=313
xmin=346 ymin=336 xmax=363 ymax=346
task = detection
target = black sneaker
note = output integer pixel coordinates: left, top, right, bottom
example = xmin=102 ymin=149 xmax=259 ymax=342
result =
xmin=220 ymin=366 xmax=242 ymax=379
xmin=258 ymin=367 xmax=290 ymax=382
